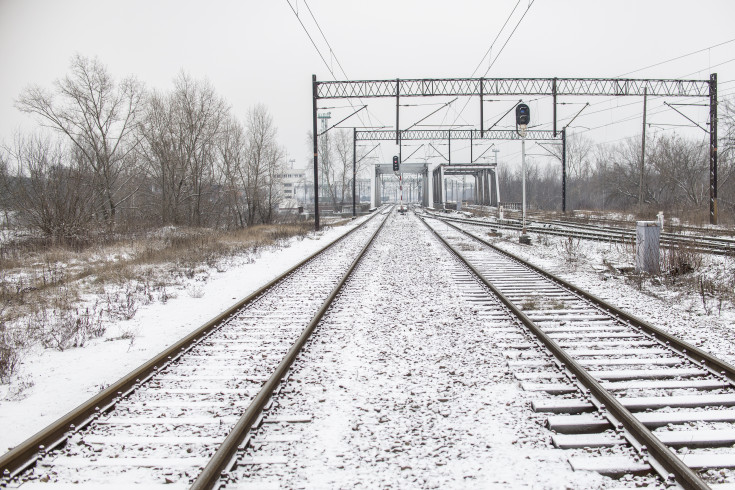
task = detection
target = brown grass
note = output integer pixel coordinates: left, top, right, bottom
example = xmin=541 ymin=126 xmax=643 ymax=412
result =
xmin=0 ymin=222 xmax=316 ymax=379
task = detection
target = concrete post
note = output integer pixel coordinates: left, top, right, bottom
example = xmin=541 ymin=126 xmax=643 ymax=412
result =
xmin=636 ymin=221 xmax=660 ymax=274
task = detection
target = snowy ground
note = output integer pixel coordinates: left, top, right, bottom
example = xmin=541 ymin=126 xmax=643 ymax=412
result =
xmin=3 ymin=209 xmax=733 ymax=488
xmin=231 ymin=211 xmax=620 ymax=489
xmin=483 ymin=225 xmax=735 ymax=367
xmin=0 ymin=218 xmax=367 ymax=454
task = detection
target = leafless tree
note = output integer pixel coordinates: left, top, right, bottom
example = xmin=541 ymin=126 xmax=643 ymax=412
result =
xmin=173 ymin=73 xmax=228 ymax=226
xmin=138 ymin=72 xmax=228 ymax=226
xmin=651 ymin=134 xmax=708 ymax=207
xmin=218 ymin=116 xmax=249 ymax=228
xmin=245 ymin=105 xmax=285 ymax=225
xmin=3 ymin=134 xmax=96 ymax=242
xmin=15 ymin=55 xmax=144 ymax=227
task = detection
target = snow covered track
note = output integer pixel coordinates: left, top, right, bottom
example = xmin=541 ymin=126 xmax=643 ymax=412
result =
xmin=427 ymin=210 xmax=735 ymax=256
xmin=422 ymin=214 xmax=735 ymax=489
xmin=211 ymin=208 xmax=613 ymax=489
xmin=0 ymin=208 xmax=390 ymax=488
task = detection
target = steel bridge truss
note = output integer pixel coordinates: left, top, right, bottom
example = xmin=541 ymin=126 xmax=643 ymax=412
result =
xmin=311 ymin=74 xmax=718 ymax=229
xmin=355 ymin=129 xmax=564 ymax=212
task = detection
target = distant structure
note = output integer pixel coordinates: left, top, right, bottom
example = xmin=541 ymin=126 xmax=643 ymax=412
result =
xmin=279 ymin=160 xmax=310 ymax=211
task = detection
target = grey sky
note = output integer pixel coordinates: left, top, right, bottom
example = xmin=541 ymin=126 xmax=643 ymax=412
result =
xmin=1 ymin=0 xmax=734 ymax=169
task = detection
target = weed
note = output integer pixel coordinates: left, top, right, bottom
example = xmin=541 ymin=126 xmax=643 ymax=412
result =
xmin=31 ymin=304 xmax=104 ymax=351
xmin=0 ymin=324 xmax=27 ymax=382
xmin=558 ymin=237 xmax=582 ymax=264
xmin=661 ymin=243 xmax=702 ymax=276
xmin=186 ymin=283 xmax=205 ymax=299
xmin=520 ymin=298 xmax=538 ymax=310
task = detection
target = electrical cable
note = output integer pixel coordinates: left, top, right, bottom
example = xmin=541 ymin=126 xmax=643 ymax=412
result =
xmin=617 ymin=38 xmax=735 ymax=77
xmin=470 ymin=0 xmax=522 ymax=78
xmin=482 ymin=0 xmax=536 ymax=78
xmin=445 ymin=0 xmax=536 ymax=131
xmin=285 ymin=0 xmax=386 ymax=163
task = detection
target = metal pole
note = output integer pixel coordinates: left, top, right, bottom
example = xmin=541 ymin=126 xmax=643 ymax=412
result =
xmin=395 ymin=78 xmax=400 ymax=144
xmin=552 ymin=77 xmax=557 ymax=136
xmin=522 ymin=136 xmax=527 ymax=233
xmin=562 ymin=128 xmax=567 ymax=213
xmin=448 ymin=130 xmax=451 ymax=165
xmin=639 ymin=86 xmax=647 ymax=214
xmin=480 ymin=77 xmax=484 ymax=136
xmin=470 ymin=133 xmax=473 ymax=163
xmin=312 ymin=75 xmax=320 ymax=231
xmin=352 ymin=127 xmax=357 ymax=218
xmin=710 ymin=73 xmax=718 ymax=225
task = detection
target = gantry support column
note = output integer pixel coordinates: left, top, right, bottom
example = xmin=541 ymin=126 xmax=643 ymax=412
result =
xmin=493 ymin=169 xmax=500 ymax=206
xmin=427 ymin=166 xmax=434 ymax=208
xmin=370 ymin=167 xmax=378 ymax=209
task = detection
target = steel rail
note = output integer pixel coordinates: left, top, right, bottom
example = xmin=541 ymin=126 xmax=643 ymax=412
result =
xmin=439 ymin=217 xmax=735 ymax=386
xmin=498 ymin=208 xmax=735 ymax=243
xmin=417 ymin=213 xmax=709 ymax=490
xmin=529 ymin=216 xmax=735 ymax=249
xmin=428 ymin=211 xmax=735 ymax=255
xmin=520 ymin=211 xmax=735 ymax=239
xmin=191 ymin=207 xmax=392 ymax=490
xmin=0 ymin=210 xmax=384 ymax=481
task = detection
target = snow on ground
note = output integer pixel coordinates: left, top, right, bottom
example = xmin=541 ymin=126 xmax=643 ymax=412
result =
xmin=237 ymin=212 xmax=615 ymax=489
xmin=486 ymin=226 xmax=735 ymax=367
xmin=0 ymin=218 xmax=367 ymax=454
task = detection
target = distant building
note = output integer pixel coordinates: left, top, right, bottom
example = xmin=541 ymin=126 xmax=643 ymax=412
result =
xmin=278 ymin=166 xmax=310 ymax=210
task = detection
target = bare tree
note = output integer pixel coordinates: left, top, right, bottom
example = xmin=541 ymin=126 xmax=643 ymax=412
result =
xmin=3 ymin=134 xmax=95 ymax=242
xmin=138 ymin=89 xmax=186 ymax=224
xmin=245 ymin=105 xmax=284 ymax=224
xmin=173 ymin=73 xmax=227 ymax=226
xmin=16 ymin=55 xmax=144 ymax=227
xmin=218 ymin=116 xmax=249 ymax=228
xmin=651 ymin=134 xmax=708 ymax=207
xmin=137 ymin=72 xmax=228 ymax=226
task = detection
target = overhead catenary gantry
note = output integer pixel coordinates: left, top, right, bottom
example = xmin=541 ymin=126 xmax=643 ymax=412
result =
xmin=311 ymin=75 xmax=718 ymax=230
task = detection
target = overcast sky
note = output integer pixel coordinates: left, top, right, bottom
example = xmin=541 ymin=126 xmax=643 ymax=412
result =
xmin=1 ymin=0 xmax=734 ymax=170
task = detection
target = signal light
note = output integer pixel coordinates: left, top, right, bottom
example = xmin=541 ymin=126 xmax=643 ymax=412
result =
xmin=516 ymin=103 xmax=530 ymax=125
xmin=392 ymin=155 xmax=399 ymax=171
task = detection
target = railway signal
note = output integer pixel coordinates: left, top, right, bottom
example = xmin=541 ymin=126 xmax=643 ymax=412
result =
xmin=515 ymin=103 xmax=530 ymax=129
xmin=392 ymin=155 xmax=399 ymax=172
xmin=517 ymin=103 xmax=531 ymax=244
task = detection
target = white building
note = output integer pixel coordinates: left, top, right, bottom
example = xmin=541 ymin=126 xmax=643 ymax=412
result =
xmin=278 ymin=166 xmax=310 ymax=210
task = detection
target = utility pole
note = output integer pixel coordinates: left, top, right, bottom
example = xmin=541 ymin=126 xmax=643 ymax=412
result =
xmin=318 ymin=112 xmax=331 ymax=213
xmin=312 ymin=75 xmax=319 ymax=230
xmin=561 ymin=129 xmax=567 ymax=212
xmin=639 ymin=87 xmax=647 ymax=214
xmin=352 ymin=127 xmax=357 ymax=218
xmin=710 ymin=73 xmax=718 ymax=225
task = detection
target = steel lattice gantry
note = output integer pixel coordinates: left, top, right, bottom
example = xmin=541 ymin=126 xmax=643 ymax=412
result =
xmin=311 ymin=75 xmax=718 ymax=229
xmin=316 ymin=77 xmax=710 ymax=99
xmin=355 ymin=129 xmax=561 ymax=141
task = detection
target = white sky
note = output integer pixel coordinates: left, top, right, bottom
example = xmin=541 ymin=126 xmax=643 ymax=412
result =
xmin=1 ymin=0 xmax=734 ymax=171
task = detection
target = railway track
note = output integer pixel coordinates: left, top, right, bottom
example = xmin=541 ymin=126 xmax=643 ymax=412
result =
xmin=5 ymin=203 xmax=734 ymax=488
xmin=206 ymin=206 xmax=613 ymax=488
xmin=420 ymin=212 xmax=735 ymax=489
xmin=429 ymin=209 xmax=735 ymax=256
xmin=0 ymin=206 xmax=391 ymax=488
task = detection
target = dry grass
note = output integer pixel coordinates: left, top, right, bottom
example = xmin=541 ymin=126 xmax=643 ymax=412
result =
xmin=0 ymin=222 xmax=315 ymax=380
